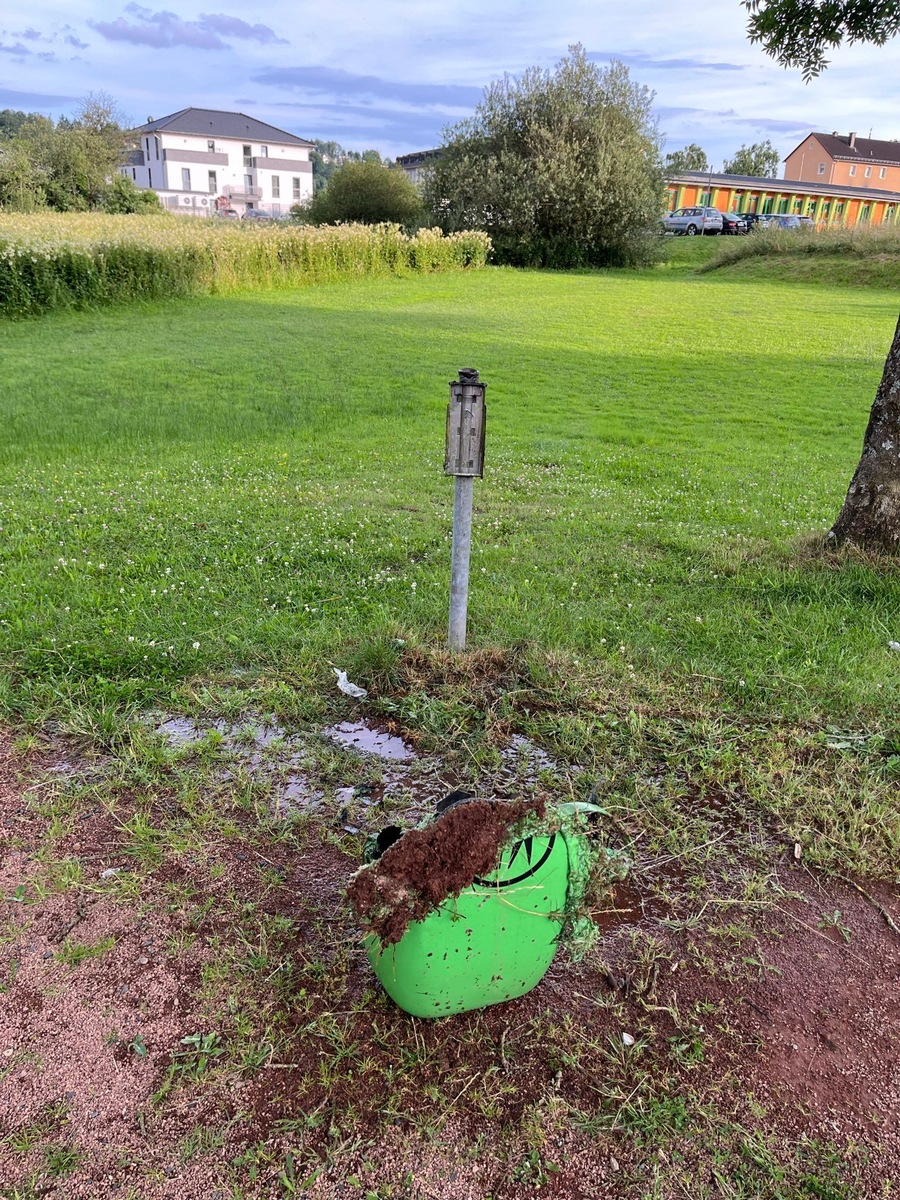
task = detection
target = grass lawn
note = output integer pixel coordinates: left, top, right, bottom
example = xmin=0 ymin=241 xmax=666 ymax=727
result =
xmin=1 ymin=249 xmax=899 ymax=1198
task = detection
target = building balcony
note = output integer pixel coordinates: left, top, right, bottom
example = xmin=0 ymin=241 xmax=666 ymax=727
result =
xmin=224 ymin=184 xmax=262 ymax=201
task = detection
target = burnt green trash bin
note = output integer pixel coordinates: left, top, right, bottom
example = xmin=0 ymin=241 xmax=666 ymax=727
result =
xmin=364 ymin=826 xmax=583 ymax=1018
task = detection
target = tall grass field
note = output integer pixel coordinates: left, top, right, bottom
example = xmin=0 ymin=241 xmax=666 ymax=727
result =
xmin=0 ymin=213 xmax=490 ymax=318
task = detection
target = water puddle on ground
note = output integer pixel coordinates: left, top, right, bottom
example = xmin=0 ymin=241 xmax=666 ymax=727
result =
xmin=498 ymin=734 xmax=558 ymax=778
xmin=154 ymin=716 xmax=287 ymax=750
xmin=275 ymin=775 xmax=325 ymax=815
xmin=145 ymin=714 xmax=577 ymax=835
xmin=324 ymin=720 xmax=415 ymax=762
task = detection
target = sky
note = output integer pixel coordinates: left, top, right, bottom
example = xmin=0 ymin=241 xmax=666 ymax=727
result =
xmin=2 ymin=0 xmax=899 ymax=170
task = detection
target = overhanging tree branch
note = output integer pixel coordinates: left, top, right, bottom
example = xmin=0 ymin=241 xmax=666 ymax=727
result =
xmin=744 ymin=0 xmax=900 ymax=79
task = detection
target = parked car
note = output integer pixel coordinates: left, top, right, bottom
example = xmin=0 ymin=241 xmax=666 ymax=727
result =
xmin=798 ymin=215 xmax=816 ymax=229
xmin=242 ymin=208 xmax=275 ymax=220
xmin=721 ymin=212 xmax=748 ymax=235
xmin=662 ymin=206 xmax=724 ymax=236
xmin=739 ymin=212 xmax=776 ymax=231
xmin=771 ymin=214 xmax=803 ymax=230
xmin=214 ymin=207 xmax=239 ymax=219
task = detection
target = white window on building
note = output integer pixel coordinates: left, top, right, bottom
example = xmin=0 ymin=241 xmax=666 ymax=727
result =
xmin=849 ymin=165 xmax=856 ymax=176
xmin=181 ymin=167 xmax=191 ymax=190
xmin=243 ymin=144 xmax=252 ymax=166
xmin=292 ymin=176 xmax=301 ymax=199
xmin=244 ymin=174 xmax=253 ymax=193
xmin=207 ymin=139 xmax=215 ymax=152
xmin=880 ymin=167 xmax=887 ymax=178
xmin=208 ymin=170 xmax=217 ymax=193
xmin=272 ymin=175 xmax=281 ymax=198
xmin=865 ymin=165 xmax=872 ymax=177
xmin=260 ymin=145 xmax=269 ymax=158
xmin=817 ymin=162 xmax=825 ymax=174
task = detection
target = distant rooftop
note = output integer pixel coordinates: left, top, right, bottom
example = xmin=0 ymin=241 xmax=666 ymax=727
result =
xmin=132 ymin=108 xmax=313 ymax=148
xmin=811 ymin=132 xmax=900 ymax=166
xmin=395 ymin=149 xmax=441 ymax=167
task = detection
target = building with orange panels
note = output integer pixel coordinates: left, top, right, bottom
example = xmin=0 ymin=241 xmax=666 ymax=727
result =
xmin=785 ymin=132 xmax=900 ymax=192
xmin=665 ymin=169 xmax=900 ymax=228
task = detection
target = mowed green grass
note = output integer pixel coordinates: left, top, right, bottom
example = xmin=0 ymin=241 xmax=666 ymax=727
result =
xmin=0 ymin=260 xmax=898 ymax=729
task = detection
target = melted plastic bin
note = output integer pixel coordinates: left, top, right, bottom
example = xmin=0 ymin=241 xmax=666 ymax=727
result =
xmin=364 ymin=822 xmax=582 ymax=1018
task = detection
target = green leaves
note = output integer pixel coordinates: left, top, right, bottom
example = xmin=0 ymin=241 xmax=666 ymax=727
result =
xmin=743 ymin=0 xmax=900 ymax=80
xmin=423 ymin=45 xmax=665 ymax=268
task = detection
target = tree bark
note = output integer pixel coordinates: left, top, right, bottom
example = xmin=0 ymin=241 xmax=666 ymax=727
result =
xmin=828 ymin=313 xmax=900 ymax=553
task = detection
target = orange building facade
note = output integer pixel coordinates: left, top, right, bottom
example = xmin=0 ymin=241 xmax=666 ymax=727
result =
xmin=665 ymin=169 xmax=900 ymax=228
xmin=785 ymin=132 xmax=900 ymax=193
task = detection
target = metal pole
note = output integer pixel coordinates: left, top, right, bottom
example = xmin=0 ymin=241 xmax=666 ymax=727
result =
xmin=448 ymin=474 xmax=473 ymax=651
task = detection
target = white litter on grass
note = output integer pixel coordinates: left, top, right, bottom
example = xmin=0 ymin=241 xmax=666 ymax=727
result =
xmin=621 ymin=1032 xmax=635 ymax=1047
xmin=333 ymin=668 xmax=368 ymax=699
xmin=100 ymin=868 xmax=122 ymax=878
xmin=889 ymin=641 xmax=900 ymax=652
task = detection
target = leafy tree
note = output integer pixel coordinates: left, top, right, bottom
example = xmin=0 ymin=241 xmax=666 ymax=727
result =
xmin=423 ymin=45 xmax=664 ymax=268
xmin=0 ymin=109 xmax=36 ymax=140
xmin=309 ymin=140 xmax=389 ymax=193
xmin=0 ymin=139 xmax=45 ymax=210
xmin=101 ymin=175 xmax=161 ymax=213
xmin=304 ymin=160 xmax=423 ymax=226
xmin=664 ymin=144 xmax=710 ymax=174
xmin=744 ymin=0 xmax=900 ymax=79
xmin=0 ymin=92 xmax=129 ymax=212
xmin=722 ymin=140 xmax=781 ymax=177
xmin=743 ymin=2 xmax=900 ymax=551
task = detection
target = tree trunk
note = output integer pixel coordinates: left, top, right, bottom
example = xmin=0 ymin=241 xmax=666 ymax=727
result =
xmin=828 ymin=312 xmax=900 ymax=553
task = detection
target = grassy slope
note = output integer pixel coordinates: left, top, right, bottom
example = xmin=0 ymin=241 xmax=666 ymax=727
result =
xmin=713 ymin=252 xmax=900 ymax=289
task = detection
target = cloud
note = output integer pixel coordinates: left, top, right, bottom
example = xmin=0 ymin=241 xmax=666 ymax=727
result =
xmin=0 ymin=87 xmax=77 ymax=107
xmin=90 ymin=5 xmax=286 ymax=50
xmin=0 ymin=41 xmax=31 ymax=56
xmin=198 ymin=14 xmax=287 ymax=44
xmin=732 ymin=116 xmax=818 ymax=134
xmin=590 ymin=50 xmax=746 ymax=72
xmin=252 ymin=65 xmax=482 ymax=109
xmin=64 ymin=34 xmax=90 ymax=49
xmin=261 ymin=100 xmax=456 ymax=149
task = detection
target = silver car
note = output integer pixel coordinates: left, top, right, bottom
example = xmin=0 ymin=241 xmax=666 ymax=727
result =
xmin=662 ymin=206 xmax=724 ymax=236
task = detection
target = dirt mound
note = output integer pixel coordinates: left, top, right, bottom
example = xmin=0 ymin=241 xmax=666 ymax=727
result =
xmin=347 ymin=797 xmax=545 ymax=944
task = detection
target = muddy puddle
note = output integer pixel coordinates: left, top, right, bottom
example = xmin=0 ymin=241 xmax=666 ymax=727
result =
xmin=155 ymin=716 xmax=288 ymax=750
xmin=324 ymin=721 xmax=415 ymax=762
xmin=149 ymin=714 xmax=326 ymax=815
xmin=144 ymin=714 xmax=583 ymax=840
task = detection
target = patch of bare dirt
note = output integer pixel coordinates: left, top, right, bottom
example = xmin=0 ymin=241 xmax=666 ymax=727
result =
xmin=735 ymin=869 xmax=900 ymax=1147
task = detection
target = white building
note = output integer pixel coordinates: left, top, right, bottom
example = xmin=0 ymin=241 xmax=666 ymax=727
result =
xmin=124 ymin=108 xmax=314 ymax=216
